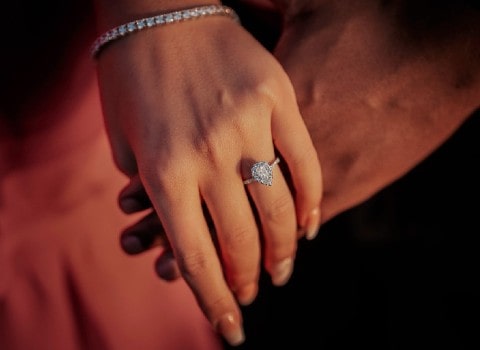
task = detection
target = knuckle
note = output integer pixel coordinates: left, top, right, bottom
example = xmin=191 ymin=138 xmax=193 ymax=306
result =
xmin=176 ymin=250 xmax=209 ymax=284
xmin=231 ymin=77 xmax=278 ymax=119
xmin=257 ymin=66 xmax=294 ymax=100
xmin=139 ymin=159 xmax=188 ymax=196
xmin=223 ymin=224 xmax=255 ymax=250
xmin=193 ymin=133 xmax=228 ymax=168
xmin=292 ymin=144 xmax=319 ymax=170
xmin=249 ymin=79 xmax=277 ymax=110
xmin=265 ymin=193 xmax=295 ymax=225
xmin=203 ymin=294 xmax=233 ymax=321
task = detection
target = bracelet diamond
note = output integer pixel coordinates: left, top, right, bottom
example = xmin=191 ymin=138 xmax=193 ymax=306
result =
xmin=91 ymin=4 xmax=240 ymax=59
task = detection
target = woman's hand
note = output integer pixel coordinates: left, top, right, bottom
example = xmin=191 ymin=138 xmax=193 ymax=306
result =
xmin=94 ymin=7 xmax=322 ymax=346
xmin=116 ymin=0 xmax=480 ymax=272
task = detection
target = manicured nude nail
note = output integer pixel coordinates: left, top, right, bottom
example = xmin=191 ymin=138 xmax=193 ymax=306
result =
xmin=215 ymin=313 xmax=245 ymax=346
xmin=305 ymin=207 xmax=321 ymax=240
xmin=272 ymin=257 xmax=294 ymax=286
xmin=236 ymin=283 xmax=258 ymax=306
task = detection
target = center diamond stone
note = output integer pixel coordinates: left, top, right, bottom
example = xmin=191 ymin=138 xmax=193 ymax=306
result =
xmin=251 ymin=161 xmax=273 ymax=186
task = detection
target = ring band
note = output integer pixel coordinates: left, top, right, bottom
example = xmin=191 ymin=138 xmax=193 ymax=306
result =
xmin=243 ymin=157 xmax=280 ymax=186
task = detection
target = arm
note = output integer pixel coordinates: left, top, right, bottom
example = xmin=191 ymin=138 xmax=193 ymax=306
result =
xmin=272 ymin=0 xmax=480 ymax=222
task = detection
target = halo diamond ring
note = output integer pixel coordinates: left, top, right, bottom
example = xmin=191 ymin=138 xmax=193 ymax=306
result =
xmin=243 ymin=157 xmax=280 ymax=186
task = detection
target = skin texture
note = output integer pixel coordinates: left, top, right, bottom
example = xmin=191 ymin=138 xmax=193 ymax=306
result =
xmin=117 ymin=0 xmax=480 ymax=345
xmin=275 ymin=0 xmax=480 ymax=222
xmin=92 ymin=0 xmax=322 ymax=346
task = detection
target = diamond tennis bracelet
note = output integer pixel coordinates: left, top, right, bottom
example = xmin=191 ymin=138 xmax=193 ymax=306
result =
xmin=91 ymin=4 xmax=240 ymax=59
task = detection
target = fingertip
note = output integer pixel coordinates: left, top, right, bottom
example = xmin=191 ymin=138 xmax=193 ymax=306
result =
xmin=214 ymin=313 xmax=245 ymax=347
xmin=155 ymin=251 xmax=181 ymax=281
xmin=235 ymin=282 xmax=258 ymax=306
xmin=120 ymin=235 xmax=144 ymax=255
xmin=271 ymin=257 xmax=294 ymax=286
xmin=304 ymin=207 xmax=321 ymax=240
xmin=119 ymin=197 xmax=144 ymax=214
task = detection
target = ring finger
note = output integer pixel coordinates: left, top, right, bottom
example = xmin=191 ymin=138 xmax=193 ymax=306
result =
xmin=242 ymin=153 xmax=297 ymax=287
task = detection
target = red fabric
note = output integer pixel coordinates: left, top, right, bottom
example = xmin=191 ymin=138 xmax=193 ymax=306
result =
xmin=0 ymin=35 xmax=222 ymax=350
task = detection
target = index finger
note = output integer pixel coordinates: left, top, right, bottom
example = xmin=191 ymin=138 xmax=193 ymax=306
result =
xmin=144 ymin=174 xmax=245 ymax=347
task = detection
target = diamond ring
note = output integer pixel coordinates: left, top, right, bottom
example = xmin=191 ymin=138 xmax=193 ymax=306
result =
xmin=243 ymin=157 xmax=280 ymax=186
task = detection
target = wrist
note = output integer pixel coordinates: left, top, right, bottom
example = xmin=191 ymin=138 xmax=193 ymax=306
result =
xmin=93 ymin=0 xmax=221 ymax=32
xmin=91 ymin=4 xmax=240 ymax=59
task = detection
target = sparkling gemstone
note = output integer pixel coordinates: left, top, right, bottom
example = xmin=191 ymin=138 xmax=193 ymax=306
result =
xmin=146 ymin=18 xmax=155 ymax=27
xmin=127 ymin=22 xmax=136 ymax=32
xmin=118 ymin=25 xmax=127 ymax=35
xmin=136 ymin=20 xmax=146 ymax=30
xmin=251 ymin=162 xmax=273 ymax=186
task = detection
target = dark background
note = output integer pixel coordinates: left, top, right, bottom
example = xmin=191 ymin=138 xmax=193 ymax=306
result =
xmin=221 ymin=3 xmax=480 ymax=348
xmin=226 ymin=110 xmax=480 ymax=349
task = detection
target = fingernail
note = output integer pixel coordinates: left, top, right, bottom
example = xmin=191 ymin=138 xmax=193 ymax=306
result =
xmin=272 ymin=257 xmax=294 ymax=286
xmin=236 ymin=283 xmax=258 ymax=306
xmin=120 ymin=235 xmax=143 ymax=254
xmin=119 ymin=198 xmax=143 ymax=213
xmin=215 ymin=313 xmax=245 ymax=347
xmin=305 ymin=207 xmax=321 ymax=240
